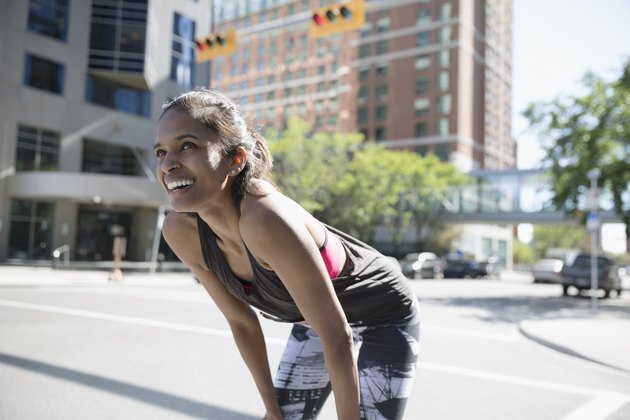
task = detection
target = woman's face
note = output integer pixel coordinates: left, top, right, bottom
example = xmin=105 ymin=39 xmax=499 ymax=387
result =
xmin=154 ymin=110 xmax=230 ymax=212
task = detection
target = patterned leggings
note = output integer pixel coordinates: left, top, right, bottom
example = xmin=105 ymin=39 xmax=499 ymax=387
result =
xmin=273 ymin=306 xmax=421 ymax=420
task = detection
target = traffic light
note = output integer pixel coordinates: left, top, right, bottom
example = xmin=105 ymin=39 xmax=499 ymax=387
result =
xmin=195 ymin=28 xmax=237 ymax=62
xmin=310 ymin=0 xmax=365 ymax=39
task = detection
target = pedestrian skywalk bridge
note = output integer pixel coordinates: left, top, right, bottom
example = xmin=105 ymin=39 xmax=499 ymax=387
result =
xmin=439 ymin=168 xmax=621 ymax=224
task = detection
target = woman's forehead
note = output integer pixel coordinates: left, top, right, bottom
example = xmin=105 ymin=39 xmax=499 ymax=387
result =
xmin=157 ymin=110 xmax=212 ymax=138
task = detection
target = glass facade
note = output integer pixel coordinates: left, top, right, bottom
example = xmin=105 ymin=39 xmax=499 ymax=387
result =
xmin=23 ymin=54 xmax=65 ymax=94
xmin=15 ymin=125 xmax=60 ymax=172
xmin=88 ymin=0 xmax=147 ymax=73
xmin=9 ymin=199 xmax=55 ymax=259
xmin=85 ymin=74 xmax=151 ymax=117
xmin=28 ymin=0 xmax=70 ymax=41
xmin=75 ymin=206 xmax=132 ymax=261
xmin=82 ymin=138 xmax=140 ymax=176
xmin=171 ymin=13 xmax=196 ymax=90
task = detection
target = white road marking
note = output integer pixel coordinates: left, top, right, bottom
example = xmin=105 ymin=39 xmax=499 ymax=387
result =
xmin=0 ymin=299 xmax=285 ymax=345
xmin=2 ymin=297 xmax=629 ymax=420
xmin=562 ymin=392 xmax=630 ymax=420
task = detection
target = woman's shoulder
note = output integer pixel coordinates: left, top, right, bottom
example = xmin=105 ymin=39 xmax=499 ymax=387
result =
xmin=162 ymin=212 xmax=201 ymax=255
xmin=163 ymin=211 xmax=198 ymax=234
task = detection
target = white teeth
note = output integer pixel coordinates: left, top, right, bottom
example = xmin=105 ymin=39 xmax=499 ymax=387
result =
xmin=167 ymin=179 xmax=193 ymax=191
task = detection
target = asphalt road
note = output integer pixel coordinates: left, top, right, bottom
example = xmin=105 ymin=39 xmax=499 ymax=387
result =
xmin=1 ymin=277 xmax=629 ymax=420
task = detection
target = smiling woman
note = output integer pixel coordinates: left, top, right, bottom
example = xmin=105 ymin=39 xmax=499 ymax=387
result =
xmin=153 ymin=88 xmax=420 ymax=420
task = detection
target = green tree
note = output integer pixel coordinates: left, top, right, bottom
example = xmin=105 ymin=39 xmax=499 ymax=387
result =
xmin=513 ymin=240 xmax=535 ymax=265
xmin=524 ymin=60 xmax=630 ymax=235
xmin=530 ymin=224 xmax=588 ymax=259
xmin=267 ymin=117 xmax=467 ymax=247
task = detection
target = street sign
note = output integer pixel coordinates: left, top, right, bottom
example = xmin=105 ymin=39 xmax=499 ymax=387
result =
xmin=587 ymin=211 xmax=600 ymax=232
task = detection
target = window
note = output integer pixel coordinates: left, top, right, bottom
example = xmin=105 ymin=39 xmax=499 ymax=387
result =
xmin=23 ymin=54 xmax=65 ymax=94
xmin=438 ymin=94 xmax=451 ymax=114
xmin=359 ymin=44 xmax=370 ymax=58
xmin=415 ymin=54 xmax=431 ymax=70
xmin=376 ymin=63 xmax=388 ymax=77
xmin=416 ymin=31 xmax=431 ymax=47
xmin=438 ymin=71 xmax=450 ymax=91
xmin=439 ymin=49 xmax=450 ymax=67
xmin=28 ymin=0 xmax=69 ymax=41
xmin=375 ymin=105 xmax=387 ymax=120
xmin=171 ymin=13 xmax=196 ymax=90
xmin=359 ymin=67 xmax=369 ymax=81
xmin=437 ymin=117 xmax=449 ymax=135
xmin=358 ymin=86 xmax=369 ymax=103
xmin=416 ymin=8 xmax=431 ymax=25
xmin=86 ymin=74 xmax=151 ymax=117
xmin=376 ymin=17 xmax=390 ymax=33
xmin=441 ymin=2 xmax=452 ymax=19
xmin=375 ymin=84 xmax=388 ymax=100
xmin=357 ymin=108 xmax=369 ymax=124
xmin=435 ymin=143 xmax=449 ymax=160
xmin=376 ymin=40 xmax=388 ymax=54
xmin=414 ymin=98 xmax=430 ymax=116
xmin=9 ymin=199 xmax=55 ymax=259
xmin=15 ymin=125 xmax=60 ymax=172
xmin=440 ymin=26 xmax=452 ymax=43
xmin=415 ymin=145 xmax=427 ymax=155
xmin=88 ymin=0 xmax=147 ymax=73
xmin=375 ymin=127 xmax=386 ymax=141
xmin=416 ymin=77 xmax=429 ymax=93
xmin=415 ymin=122 xmax=428 ymax=137
xmin=82 ymin=139 xmax=140 ymax=176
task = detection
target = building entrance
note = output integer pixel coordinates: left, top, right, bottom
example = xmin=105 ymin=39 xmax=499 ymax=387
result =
xmin=75 ymin=206 xmax=132 ymax=261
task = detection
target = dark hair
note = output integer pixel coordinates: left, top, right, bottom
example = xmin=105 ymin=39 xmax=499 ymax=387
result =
xmin=161 ymin=88 xmax=273 ymax=208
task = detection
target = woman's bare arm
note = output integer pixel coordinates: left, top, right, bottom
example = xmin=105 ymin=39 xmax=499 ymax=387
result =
xmin=240 ymin=197 xmax=361 ymax=420
xmin=162 ymin=213 xmax=282 ymax=418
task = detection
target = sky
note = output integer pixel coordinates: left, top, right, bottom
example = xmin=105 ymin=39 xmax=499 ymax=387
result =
xmin=511 ymin=0 xmax=630 ymax=252
xmin=512 ymin=0 xmax=630 ymax=169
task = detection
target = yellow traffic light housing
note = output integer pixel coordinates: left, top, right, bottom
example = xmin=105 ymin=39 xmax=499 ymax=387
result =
xmin=310 ymin=0 xmax=365 ymax=39
xmin=195 ymin=28 xmax=237 ymax=62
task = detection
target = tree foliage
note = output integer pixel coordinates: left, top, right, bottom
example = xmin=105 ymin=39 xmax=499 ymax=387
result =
xmin=530 ymin=225 xmax=588 ymax=259
xmin=266 ymin=117 xmax=467 ymax=247
xmin=524 ymin=59 xmax=630 ymax=235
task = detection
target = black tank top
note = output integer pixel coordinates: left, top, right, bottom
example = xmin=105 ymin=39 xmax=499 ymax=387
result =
xmin=197 ymin=216 xmax=417 ymax=327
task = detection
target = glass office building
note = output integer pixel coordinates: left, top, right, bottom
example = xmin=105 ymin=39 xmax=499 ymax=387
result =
xmin=0 ymin=0 xmax=211 ymax=263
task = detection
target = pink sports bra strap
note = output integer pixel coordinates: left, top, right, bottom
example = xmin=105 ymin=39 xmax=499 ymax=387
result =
xmin=319 ymin=227 xmax=345 ymax=279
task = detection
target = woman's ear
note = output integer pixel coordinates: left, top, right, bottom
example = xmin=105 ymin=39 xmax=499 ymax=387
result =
xmin=228 ymin=146 xmax=248 ymax=176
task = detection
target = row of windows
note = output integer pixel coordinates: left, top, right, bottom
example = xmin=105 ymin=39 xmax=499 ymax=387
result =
xmin=357 ymin=74 xmax=449 ymax=103
xmin=22 ymin=52 xmax=151 ymax=117
xmin=88 ymin=0 xmax=148 ymax=73
xmin=14 ymin=124 xmax=143 ymax=176
xmin=358 ymin=26 xmax=453 ymax=59
xmin=361 ymin=2 xmax=453 ymax=37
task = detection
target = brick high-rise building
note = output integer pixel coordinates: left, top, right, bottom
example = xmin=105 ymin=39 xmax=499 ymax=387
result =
xmin=210 ymin=0 xmax=516 ymax=171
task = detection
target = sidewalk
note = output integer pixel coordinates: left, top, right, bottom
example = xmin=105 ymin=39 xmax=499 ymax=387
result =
xmin=2 ymin=266 xmax=630 ymax=374
xmin=520 ymin=315 xmax=630 ymax=373
xmin=0 ymin=265 xmax=198 ymax=287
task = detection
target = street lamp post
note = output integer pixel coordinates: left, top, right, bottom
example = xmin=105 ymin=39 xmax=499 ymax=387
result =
xmin=587 ymin=168 xmax=601 ymax=315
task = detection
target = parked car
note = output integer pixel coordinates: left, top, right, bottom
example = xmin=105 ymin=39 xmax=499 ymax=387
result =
xmin=443 ymin=259 xmax=486 ymax=279
xmin=399 ymin=252 xmax=443 ymax=279
xmin=560 ymin=254 xmax=622 ymax=298
xmin=531 ymin=258 xmax=564 ymax=284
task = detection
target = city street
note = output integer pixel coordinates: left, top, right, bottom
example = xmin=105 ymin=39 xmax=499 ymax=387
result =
xmin=1 ymin=274 xmax=629 ymax=419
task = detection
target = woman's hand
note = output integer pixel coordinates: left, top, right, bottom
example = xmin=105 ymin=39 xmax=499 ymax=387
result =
xmin=262 ymin=411 xmax=283 ymax=420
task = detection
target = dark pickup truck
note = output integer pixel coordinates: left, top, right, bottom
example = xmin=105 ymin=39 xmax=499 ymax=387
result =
xmin=560 ymin=254 xmax=622 ymax=298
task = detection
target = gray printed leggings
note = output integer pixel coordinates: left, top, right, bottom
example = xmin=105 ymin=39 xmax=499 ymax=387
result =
xmin=273 ymin=307 xmax=421 ymax=420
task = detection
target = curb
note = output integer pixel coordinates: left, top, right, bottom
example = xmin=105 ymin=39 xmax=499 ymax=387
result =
xmin=518 ymin=322 xmax=630 ymax=374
